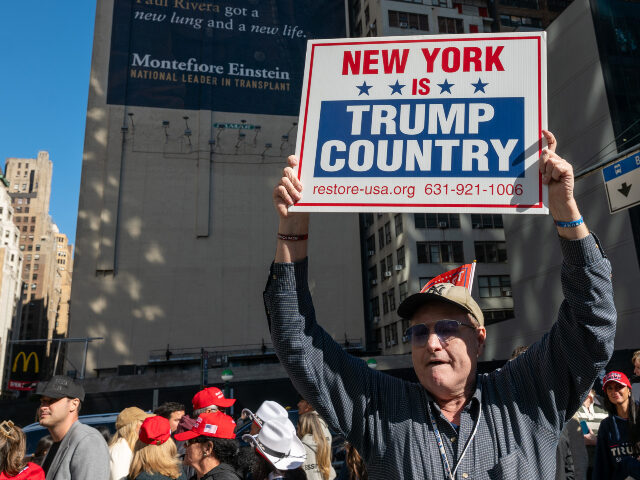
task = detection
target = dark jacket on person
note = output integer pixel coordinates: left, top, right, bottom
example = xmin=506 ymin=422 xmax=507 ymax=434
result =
xmin=555 ymin=424 xmax=575 ymax=480
xmin=592 ymin=414 xmax=640 ymax=479
xmin=264 ymin=235 xmax=616 ymax=479
xmin=188 ymin=463 xmax=241 ymax=480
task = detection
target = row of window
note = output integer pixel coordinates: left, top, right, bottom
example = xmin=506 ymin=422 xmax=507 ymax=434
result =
xmin=416 ymin=241 xmax=508 ymax=264
xmin=14 ymin=207 xmax=30 ymax=213
xmin=12 ymin=198 xmax=31 ymax=205
xmin=368 ymin=247 xmax=406 ymax=284
xmin=414 ymin=213 xmax=503 ymax=229
xmin=376 ymin=308 xmax=515 ymax=348
xmin=14 ymin=216 xmax=36 ymax=223
xmin=371 ymin=282 xmax=410 ymax=317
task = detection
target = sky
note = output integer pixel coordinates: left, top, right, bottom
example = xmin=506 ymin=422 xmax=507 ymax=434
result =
xmin=0 ymin=1 xmax=97 ymax=244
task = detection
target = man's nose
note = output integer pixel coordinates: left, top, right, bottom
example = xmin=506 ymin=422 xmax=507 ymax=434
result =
xmin=425 ymin=331 xmax=442 ymax=351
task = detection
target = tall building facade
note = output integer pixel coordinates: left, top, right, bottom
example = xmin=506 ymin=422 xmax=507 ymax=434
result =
xmin=347 ymin=0 xmax=513 ymax=355
xmin=68 ymin=0 xmax=364 ymax=385
xmin=4 ymin=153 xmax=72 ymax=357
xmin=0 ymin=177 xmax=23 ymax=393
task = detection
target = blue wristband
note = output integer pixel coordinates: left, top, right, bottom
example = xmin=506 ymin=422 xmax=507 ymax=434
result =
xmin=555 ymin=216 xmax=584 ymax=228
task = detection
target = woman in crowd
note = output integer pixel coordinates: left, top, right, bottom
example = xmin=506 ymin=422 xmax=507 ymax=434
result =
xmin=0 ymin=420 xmax=44 ymax=480
xmin=129 ymin=416 xmax=185 ymax=480
xmin=109 ymin=406 xmax=151 ymax=480
xmin=593 ymin=371 xmax=640 ymax=479
xmin=335 ymin=443 xmax=366 ymax=480
xmin=243 ymin=419 xmax=306 ymax=480
xmin=29 ymin=436 xmax=52 ymax=467
xmin=174 ymin=411 xmax=241 ymax=480
xmin=297 ymin=413 xmax=335 ymax=480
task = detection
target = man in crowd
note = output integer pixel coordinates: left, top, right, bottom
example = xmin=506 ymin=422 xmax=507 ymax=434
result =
xmin=191 ymin=386 xmax=236 ymax=417
xmin=154 ymin=401 xmax=185 ymax=434
xmin=36 ymin=375 xmax=110 ymax=480
xmin=264 ymin=131 xmax=616 ymax=478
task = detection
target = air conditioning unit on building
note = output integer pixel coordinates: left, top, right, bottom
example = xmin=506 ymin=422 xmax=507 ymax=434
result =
xmin=438 ymin=221 xmax=448 ymax=228
xmin=384 ymin=271 xmax=392 ymax=277
xmin=368 ymin=250 xmax=375 ymax=257
xmin=399 ymin=21 xmax=409 ymax=28
xmin=373 ymin=316 xmax=380 ymax=324
xmin=402 ymin=335 xmax=409 ymax=343
xmin=391 ymin=339 xmax=398 ymax=346
xmin=394 ymin=265 xmax=403 ymax=271
xmin=504 ymin=289 xmax=512 ymax=297
xmin=371 ymin=279 xmax=378 ymax=286
xmin=472 ymin=223 xmax=483 ymax=229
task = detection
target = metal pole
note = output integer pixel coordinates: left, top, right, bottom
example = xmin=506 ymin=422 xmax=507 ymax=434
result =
xmin=79 ymin=339 xmax=89 ymax=380
xmin=53 ymin=339 xmax=62 ymax=375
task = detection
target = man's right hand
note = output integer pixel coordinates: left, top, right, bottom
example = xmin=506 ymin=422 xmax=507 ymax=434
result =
xmin=273 ymin=156 xmax=309 ymax=262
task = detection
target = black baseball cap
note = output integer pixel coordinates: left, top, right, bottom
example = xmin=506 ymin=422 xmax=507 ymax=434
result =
xmin=36 ymin=375 xmax=85 ymax=402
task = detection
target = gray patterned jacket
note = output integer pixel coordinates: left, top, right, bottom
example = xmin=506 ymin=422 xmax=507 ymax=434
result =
xmin=264 ymin=234 xmax=616 ymax=479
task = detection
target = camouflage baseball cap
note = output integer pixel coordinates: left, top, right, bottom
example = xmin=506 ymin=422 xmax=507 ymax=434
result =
xmin=397 ymin=283 xmax=484 ymax=326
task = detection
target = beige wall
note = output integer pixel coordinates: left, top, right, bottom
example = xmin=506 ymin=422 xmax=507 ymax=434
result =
xmin=69 ymin=0 xmax=364 ymax=375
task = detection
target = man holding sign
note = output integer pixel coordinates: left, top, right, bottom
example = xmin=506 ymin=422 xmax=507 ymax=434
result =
xmin=264 ymin=130 xmax=615 ymax=479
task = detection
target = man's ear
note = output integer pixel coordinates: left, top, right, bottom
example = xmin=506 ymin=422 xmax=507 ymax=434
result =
xmin=69 ymin=398 xmax=80 ymax=413
xmin=476 ymin=327 xmax=487 ymax=357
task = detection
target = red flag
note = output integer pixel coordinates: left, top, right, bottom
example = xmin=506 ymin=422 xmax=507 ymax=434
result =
xmin=420 ymin=262 xmax=476 ymax=292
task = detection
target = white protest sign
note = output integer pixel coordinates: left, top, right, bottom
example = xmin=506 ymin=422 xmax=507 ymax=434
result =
xmin=290 ymin=33 xmax=547 ymax=213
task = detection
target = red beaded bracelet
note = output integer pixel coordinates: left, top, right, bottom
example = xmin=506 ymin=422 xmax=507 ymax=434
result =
xmin=277 ymin=233 xmax=309 ymax=241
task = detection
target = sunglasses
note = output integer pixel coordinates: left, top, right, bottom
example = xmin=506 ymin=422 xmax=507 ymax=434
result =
xmin=404 ymin=319 xmax=476 ymax=347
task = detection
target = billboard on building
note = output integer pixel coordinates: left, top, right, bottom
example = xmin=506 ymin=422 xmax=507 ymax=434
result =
xmin=7 ymin=344 xmax=45 ymax=391
xmin=106 ymin=0 xmax=346 ymax=115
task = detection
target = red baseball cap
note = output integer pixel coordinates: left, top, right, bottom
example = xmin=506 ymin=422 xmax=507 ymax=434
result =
xmin=602 ymin=371 xmax=632 ymax=390
xmin=139 ymin=416 xmax=172 ymax=446
xmin=174 ymin=412 xmax=236 ymax=441
xmin=192 ymin=387 xmax=236 ymax=409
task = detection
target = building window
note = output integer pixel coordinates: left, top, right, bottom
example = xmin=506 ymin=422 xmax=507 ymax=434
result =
xmin=401 ymin=318 xmax=411 ymax=342
xmin=380 ymin=259 xmax=387 ymax=280
xmin=478 ymin=275 xmax=512 ymax=298
xmin=33 ymin=264 xmax=39 ymax=271
xmin=438 ymin=16 xmax=464 ymax=33
xmin=483 ymin=309 xmax=515 ymax=326
xmin=378 ymin=227 xmax=384 ymax=250
xmin=471 ymin=213 xmax=503 ymax=229
xmin=388 ymin=288 xmax=396 ymax=311
xmin=382 ymin=292 xmax=389 ymax=314
xmin=394 ymin=214 xmax=403 ymax=236
xmin=32 ymin=274 xmax=38 ymax=280
xmin=385 ymin=323 xmax=399 ymax=347
xmin=366 ymin=235 xmax=376 ymax=256
xmin=26 ymin=254 xmax=31 ymax=261
xmin=399 ymin=281 xmax=408 ymax=301
xmin=16 ymin=206 xmax=21 ymax=213
xmin=475 ymin=242 xmax=508 ymax=263
xmin=35 ymin=244 xmax=40 ymax=251
xmin=386 ymin=254 xmax=393 ymax=276
xmin=30 ymin=226 xmax=35 ymax=232
xmin=363 ymin=213 xmax=374 ymax=228
xmin=371 ymin=296 xmax=380 ymax=317
xmin=368 ymin=265 xmax=378 ymax=286
xmin=384 ymin=222 xmax=392 ymax=245
xmin=31 ymin=283 xmax=37 ymax=290
xmin=417 ymin=242 xmax=464 ymax=263
xmin=414 ymin=213 xmax=460 ymax=229
xmin=397 ymin=246 xmax=405 ymax=269
xmin=499 ymin=14 xmax=541 ymax=28
xmin=388 ymin=10 xmax=429 ymax=31
xmin=27 ymin=245 xmax=32 ymax=251
xmin=364 ymin=5 xmax=370 ymax=23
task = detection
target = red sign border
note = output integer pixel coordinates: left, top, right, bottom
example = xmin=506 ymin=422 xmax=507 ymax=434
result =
xmin=296 ymin=35 xmax=544 ymax=209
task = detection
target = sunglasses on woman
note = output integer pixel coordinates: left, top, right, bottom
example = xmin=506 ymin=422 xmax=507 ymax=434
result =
xmin=404 ymin=319 xmax=476 ymax=347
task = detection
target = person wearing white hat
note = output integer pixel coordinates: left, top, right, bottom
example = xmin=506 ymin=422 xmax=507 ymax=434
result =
xmin=243 ymin=420 xmax=306 ymax=480
xmin=242 ymin=401 xmax=290 ymax=435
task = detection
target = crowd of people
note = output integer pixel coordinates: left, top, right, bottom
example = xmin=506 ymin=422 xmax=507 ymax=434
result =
xmin=1 ymin=131 xmax=639 ymax=479
xmin=0 ymin=378 xmax=367 ymax=480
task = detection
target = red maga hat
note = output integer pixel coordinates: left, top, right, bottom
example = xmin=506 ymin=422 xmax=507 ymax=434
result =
xmin=602 ymin=371 xmax=632 ymax=390
xmin=174 ymin=411 xmax=236 ymax=441
xmin=139 ymin=416 xmax=171 ymax=446
xmin=192 ymin=387 xmax=236 ymax=409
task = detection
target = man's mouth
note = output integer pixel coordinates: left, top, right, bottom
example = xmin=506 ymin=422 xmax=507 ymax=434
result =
xmin=428 ymin=360 xmax=448 ymax=366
